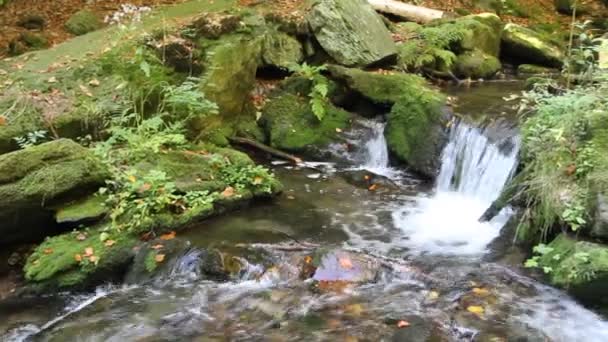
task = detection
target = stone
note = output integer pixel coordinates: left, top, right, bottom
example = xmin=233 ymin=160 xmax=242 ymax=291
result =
xmin=261 ymin=31 xmax=304 ymax=69
xmin=307 ymin=0 xmax=397 ymax=67
xmin=8 ymin=32 xmax=49 ymax=56
xmin=17 ymin=15 xmax=46 ymax=30
xmin=517 ymin=63 xmax=559 ymax=75
xmin=501 ymin=23 xmax=564 ymax=67
xmin=65 ymin=10 xmax=103 ymax=36
xmin=591 ymin=194 xmax=608 ymax=239
xmin=0 ymin=139 xmax=109 ymax=244
xmin=311 ymin=249 xmax=379 ymax=283
xmin=453 ymin=49 xmax=502 ymax=79
xmin=125 ymin=238 xmax=192 ymax=283
xmin=458 ymin=13 xmax=504 ymax=57
xmin=190 ymin=12 xmax=241 ymax=39
xmin=539 ymin=233 xmax=608 ymax=303
xmin=327 ymin=66 xmax=448 ymax=178
xmin=54 ymin=194 xmax=108 ymax=225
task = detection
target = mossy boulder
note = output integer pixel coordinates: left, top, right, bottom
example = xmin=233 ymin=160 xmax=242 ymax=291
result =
xmin=453 ymin=49 xmax=502 ymax=79
xmin=8 ymin=32 xmax=50 ymax=56
xmin=198 ymin=35 xmax=262 ymax=119
xmin=0 ymin=139 xmax=109 ymax=244
xmin=457 ymin=13 xmax=504 ymax=57
xmin=65 ymin=10 xmax=103 ymax=36
xmin=54 ymin=194 xmax=108 ymax=225
xmin=190 ymin=12 xmax=241 ymax=39
xmin=261 ymin=31 xmax=304 ymax=69
xmin=327 ymin=66 xmax=448 ymax=178
xmin=539 ymin=234 xmax=608 ymax=303
xmin=502 ymin=23 xmax=564 ymax=67
xmin=260 ymin=90 xmax=351 ymax=153
xmin=307 ymin=0 xmax=397 ymax=67
xmin=517 ymin=63 xmax=559 ymax=75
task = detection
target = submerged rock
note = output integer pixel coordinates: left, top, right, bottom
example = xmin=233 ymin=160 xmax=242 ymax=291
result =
xmin=501 ymin=23 xmax=564 ymax=67
xmin=328 ymin=66 xmax=448 ymax=178
xmin=453 ymin=49 xmax=502 ymax=79
xmin=0 ymin=139 xmax=109 ymax=244
xmin=125 ymin=238 xmax=192 ymax=283
xmin=308 ymin=0 xmax=397 ymax=67
xmin=65 ymin=10 xmax=103 ymax=36
xmin=539 ymin=234 xmax=608 ymax=303
xmin=311 ymin=249 xmax=380 ymax=283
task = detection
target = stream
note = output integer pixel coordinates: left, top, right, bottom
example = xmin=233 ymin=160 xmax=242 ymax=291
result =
xmin=3 ymin=82 xmax=608 ymax=341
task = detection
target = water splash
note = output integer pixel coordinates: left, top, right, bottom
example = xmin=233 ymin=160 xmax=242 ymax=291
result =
xmin=394 ymin=120 xmax=519 ymax=255
xmin=361 ymin=121 xmax=390 ymax=172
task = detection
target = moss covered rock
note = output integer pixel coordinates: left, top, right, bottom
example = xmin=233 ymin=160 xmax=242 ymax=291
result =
xmin=517 ymin=63 xmax=559 ymax=75
xmin=454 ymin=49 xmax=502 ymax=79
xmin=327 ymin=66 xmax=448 ymax=178
xmin=261 ymin=31 xmax=304 ymax=69
xmin=539 ymin=234 xmax=608 ymax=303
xmin=260 ymin=90 xmax=351 ymax=153
xmin=54 ymin=194 xmax=108 ymax=225
xmin=502 ymin=23 xmax=564 ymax=67
xmin=457 ymin=13 xmax=504 ymax=57
xmin=0 ymin=139 xmax=109 ymax=244
xmin=65 ymin=10 xmax=103 ymax=36
xmin=8 ymin=32 xmax=50 ymax=56
xmin=307 ymin=0 xmax=397 ymax=67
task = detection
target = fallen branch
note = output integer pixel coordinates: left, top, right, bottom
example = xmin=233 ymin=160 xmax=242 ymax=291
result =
xmin=367 ymin=0 xmax=446 ymax=23
xmin=229 ymin=137 xmax=302 ymax=164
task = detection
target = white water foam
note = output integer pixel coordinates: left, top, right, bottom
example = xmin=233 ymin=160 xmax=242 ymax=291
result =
xmin=393 ymin=120 xmax=519 ymax=255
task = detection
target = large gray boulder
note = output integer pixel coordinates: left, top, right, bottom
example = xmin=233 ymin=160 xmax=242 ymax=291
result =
xmin=501 ymin=23 xmax=564 ymax=67
xmin=0 ymin=139 xmax=109 ymax=244
xmin=308 ymin=0 xmax=397 ymax=67
xmin=591 ymin=194 xmax=608 ymax=239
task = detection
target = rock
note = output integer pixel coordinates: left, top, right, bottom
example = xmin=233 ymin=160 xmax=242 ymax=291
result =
xmin=454 ymin=49 xmax=502 ymax=79
xmin=327 ymin=66 xmax=448 ymax=178
xmin=311 ymin=249 xmax=380 ymax=283
xmin=591 ymin=194 xmax=608 ymax=239
xmin=0 ymin=139 xmax=109 ymax=244
xmin=341 ymin=169 xmax=399 ymax=191
xmin=17 ymin=14 xmax=45 ymax=30
xmin=153 ymin=36 xmax=202 ymax=74
xmin=65 ymin=10 xmax=103 ymax=36
xmin=190 ymin=12 xmax=241 ymax=39
xmin=8 ymin=32 xmax=49 ymax=56
xmin=457 ymin=13 xmax=504 ymax=57
xmin=554 ymin=0 xmax=588 ymax=14
xmin=54 ymin=194 xmax=108 ymax=225
xmin=307 ymin=0 xmax=397 ymax=67
xmin=501 ymin=23 xmax=564 ymax=67
xmin=517 ymin=63 xmax=559 ymax=75
xmin=260 ymin=77 xmax=351 ymax=153
xmin=261 ymin=31 xmax=304 ymax=69
xmin=125 ymin=238 xmax=192 ymax=283
xmin=199 ymin=35 xmax=262 ymax=118
xmin=539 ymin=234 xmax=608 ymax=303
xmin=390 ymin=316 xmax=435 ymax=342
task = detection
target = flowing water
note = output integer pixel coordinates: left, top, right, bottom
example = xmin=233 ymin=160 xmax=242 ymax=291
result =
xmin=3 ymin=83 xmax=608 ymax=341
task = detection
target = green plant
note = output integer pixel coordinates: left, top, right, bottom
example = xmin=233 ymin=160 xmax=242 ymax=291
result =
xmin=220 ymin=164 xmax=275 ymax=194
xmin=564 ymin=20 xmax=604 ymax=86
xmin=14 ymin=130 xmax=49 ymax=149
xmin=289 ymin=63 xmax=329 ymax=121
xmin=524 ymin=243 xmax=556 ymax=274
xmin=161 ymin=77 xmax=218 ymax=120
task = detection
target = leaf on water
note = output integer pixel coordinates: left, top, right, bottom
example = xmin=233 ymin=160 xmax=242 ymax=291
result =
xmin=472 ymin=288 xmax=490 ymax=296
xmin=221 ymin=186 xmax=235 ymax=198
xmin=397 ymin=320 xmax=410 ymax=328
xmin=104 ymin=240 xmax=116 ymax=247
xmin=428 ymin=291 xmax=440 ymax=300
xmin=345 ymin=303 xmax=363 ymax=317
xmin=160 ymin=231 xmax=176 ymax=241
xmin=155 ymin=254 xmax=165 ymax=263
xmin=466 ymin=306 xmax=485 ymax=315
xmin=339 ymin=257 xmax=353 ymax=269
xmin=43 ymin=248 xmax=53 ymax=255
xmin=84 ymin=247 xmax=94 ymax=257
xmin=368 ymin=184 xmax=378 ymax=191
xmin=74 ymin=254 xmax=82 ymax=262
xmin=76 ymin=233 xmax=87 ymax=241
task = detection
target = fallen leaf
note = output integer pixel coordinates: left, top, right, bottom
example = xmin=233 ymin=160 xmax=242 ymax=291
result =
xmin=33 ymin=260 xmax=39 ymax=265
xmin=43 ymin=248 xmax=53 ymax=255
xmin=335 ymin=128 xmax=343 ymax=133
xmin=79 ymin=84 xmax=93 ymax=97
xmin=304 ymin=255 xmax=313 ymax=264
xmin=252 ymin=176 xmax=264 ymax=185
xmin=0 ymin=116 xmax=7 ymax=126
xmin=89 ymin=255 xmax=99 ymax=264
xmin=397 ymin=320 xmax=410 ymax=328
xmin=221 ymin=186 xmax=235 ymax=198
xmin=47 ymin=76 xmax=57 ymax=83
xmin=89 ymin=78 xmax=100 ymax=87
xmin=155 ymin=254 xmax=166 ymax=263
xmin=74 ymin=254 xmax=82 ymax=262
xmin=339 ymin=257 xmax=353 ymax=269
xmin=364 ymin=175 xmax=371 ymax=181
xmin=151 ymin=244 xmax=164 ymax=250
xmin=565 ymin=164 xmax=576 ymax=176
xmin=160 ymin=231 xmax=176 ymax=240
xmin=128 ymin=175 xmax=137 ymax=183
xmin=287 ymin=195 xmax=296 ymax=200
xmin=472 ymin=287 xmax=490 ymax=296
xmin=76 ymin=233 xmax=87 ymax=241
xmin=84 ymin=247 xmax=94 ymax=257
xmin=368 ymin=184 xmax=378 ymax=191
xmin=345 ymin=303 xmax=363 ymax=316
xmin=104 ymin=240 xmax=116 ymax=247
xmin=466 ymin=305 xmax=485 ymax=315
xmin=428 ymin=291 xmax=440 ymax=300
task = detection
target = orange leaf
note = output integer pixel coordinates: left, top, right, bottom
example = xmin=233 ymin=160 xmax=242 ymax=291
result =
xmin=84 ymin=247 xmax=94 ymax=257
xmin=0 ymin=116 xmax=6 ymax=126
xmin=339 ymin=257 xmax=353 ymax=269
xmin=368 ymin=184 xmax=378 ymax=191
xmin=304 ymin=256 xmax=313 ymax=264
xmin=364 ymin=175 xmax=370 ymax=181
xmin=155 ymin=254 xmax=165 ymax=263
xmin=151 ymin=244 xmax=164 ymax=250
xmin=397 ymin=320 xmax=410 ymax=328
xmin=43 ymin=248 xmax=53 ymax=255
xmin=104 ymin=240 xmax=116 ymax=247
xmin=74 ymin=254 xmax=82 ymax=262
xmin=160 ymin=231 xmax=176 ymax=241
xmin=221 ymin=186 xmax=235 ymax=198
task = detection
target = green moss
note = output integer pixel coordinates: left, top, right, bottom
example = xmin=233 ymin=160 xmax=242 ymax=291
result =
xmin=65 ymin=10 xmax=103 ymax=36
xmin=502 ymin=23 xmax=564 ymax=67
xmin=517 ymin=64 xmax=558 ymax=75
xmin=55 ymin=194 xmax=108 ymax=224
xmin=261 ymin=30 xmax=304 ymax=68
xmin=454 ymin=49 xmax=502 ymax=79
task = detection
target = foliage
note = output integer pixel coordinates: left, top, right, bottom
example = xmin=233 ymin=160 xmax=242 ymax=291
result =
xmin=219 ymin=164 xmax=275 ymax=194
xmin=564 ymin=20 xmax=604 ymax=85
xmin=289 ymin=63 xmax=329 ymax=121
xmin=524 ymin=243 xmax=555 ymax=274
xmin=14 ymin=130 xmax=48 ymax=149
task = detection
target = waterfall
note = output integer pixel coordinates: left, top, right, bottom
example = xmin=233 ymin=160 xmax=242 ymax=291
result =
xmin=362 ymin=121 xmax=389 ymax=171
xmin=393 ymin=120 xmax=520 ymax=255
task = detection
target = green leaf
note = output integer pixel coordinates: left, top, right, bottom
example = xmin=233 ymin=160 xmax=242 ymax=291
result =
xmin=139 ymin=61 xmax=151 ymax=77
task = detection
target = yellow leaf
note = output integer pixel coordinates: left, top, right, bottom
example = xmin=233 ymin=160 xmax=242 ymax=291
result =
xmin=252 ymin=176 xmax=264 ymax=185
xmin=84 ymin=247 xmax=94 ymax=257
xmin=43 ymin=248 xmax=53 ymax=255
xmin=467 ymin=306 xmax=485 ymax=315
xmin=104 ymin=240 xmax=116 ymax=247
xmin=128 ymin=175 xmax=137 ymax=183
xmin=345 ymin=303 xmax=363 ymax=317
xmin=74 ymin=254 xmax=82 ymax=262
xmin=472 ymin=287 xmax=490 ymax=296
xmin=428 ymin=291 xmax=440 ymax=300
xmin=159 ymin=231 xmax=176 ymax=241
xmin=79 ymin=84 xmax=93 ymax=97
xmin=155 ymin=254 xmax=165 ymax=263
